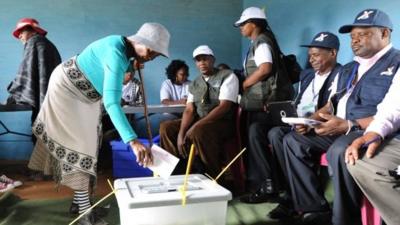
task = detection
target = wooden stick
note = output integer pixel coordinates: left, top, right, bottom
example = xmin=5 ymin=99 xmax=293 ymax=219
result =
xmin=137 ymin=68 xmax=153 ymax=146
xmin=181 ymin=144 xmax=195 ymax=206
xmin=69 ymin=179 xmax=116 ymax=225
xmin=204 ymin=173 xmax=215 ymax=181
xmin=214 ymin=147 xmax=246 ymax=182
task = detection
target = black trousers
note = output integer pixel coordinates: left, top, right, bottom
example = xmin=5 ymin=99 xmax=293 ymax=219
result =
xmin=283 ymin=131 xmax=337 ymax=212
xmin=268 ymin=126 xmax=292 ymax=189
xmin=245 ymin=111 xmax=277 ymax=188
xmin=326 ymin=131 xmax=363 ymax=225
xmin=283 ymin=130 xmax=364 ymax=225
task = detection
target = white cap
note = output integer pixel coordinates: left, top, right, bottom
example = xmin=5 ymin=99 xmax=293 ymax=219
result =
xmin=234 ymin=7 xmax=266 ymax=27
xmin=192 ymin=45 xmax=214 ymax=58
xmin=128 ymin=22 xmax=170 ymax=57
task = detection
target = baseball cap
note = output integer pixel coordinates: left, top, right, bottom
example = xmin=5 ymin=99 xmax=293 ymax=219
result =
xmin=339 ymin=9 xmax=393 ymax=33
xmin=301 ymin=31 xmax=340 ymax=50
xmin=234 ymin=7 xmax=266 ymax=27
xmin=193 ymin=45 xmax=214 ymax=58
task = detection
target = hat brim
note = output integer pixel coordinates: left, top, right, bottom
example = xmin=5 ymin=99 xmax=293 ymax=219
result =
xmin=193 ymin=54 xmax=214 ymax=59
xmin=128 ymin=35 xmax=169 ymax=58
xmin=12 ymin=24 xmax=47 ymax=38
xmin=300 ymin=44 xmax=336 ymax=50
xmin=234 ymin=18 xmax=247 ymax=27
xmin=234 ymin=16 xmax=267 ymax=27
xmin=338 ymin=23 xmax=392 ymax=33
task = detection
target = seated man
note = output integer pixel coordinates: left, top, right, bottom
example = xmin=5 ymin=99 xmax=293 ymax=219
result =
xmin=346 ymin=67 xmax=400 ymax=225
xmin=263 ymin=31 xmax=341 ymax=206
xmin=159 ymin=45 xmax=239 ymax=178
xmin=122 ymin=70 xmax=143 ymax=106
xmin=274 ymin=9 xmax=399 ymax=225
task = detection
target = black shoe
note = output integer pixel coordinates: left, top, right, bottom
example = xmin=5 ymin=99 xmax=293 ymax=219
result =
xmin=240 ymin=179 xmax=279 ymax=203
xmin=70 ymin=202 xmax=79 ymax=215
xmin=267 ymin=203 xmax=297 ymax=220
xmin=76 ymin=210 xmax=109 ymax=225
xmin=70 ymin=202 xmax=110 ymax=218
xmin=299 ymin=211 xmax=332 ymax=225
xmin=240 ymin=191 xmax=279 ymax=204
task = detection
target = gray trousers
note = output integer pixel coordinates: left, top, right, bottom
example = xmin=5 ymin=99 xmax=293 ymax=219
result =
xmin=347 ymin=137 xmax=400 ymax=225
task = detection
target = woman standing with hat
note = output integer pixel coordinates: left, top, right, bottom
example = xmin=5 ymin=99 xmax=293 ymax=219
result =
xmin=234 ymin=7 xmax=294 ymax=203
xmin=27 ymin=22 xmax=170 ymax=225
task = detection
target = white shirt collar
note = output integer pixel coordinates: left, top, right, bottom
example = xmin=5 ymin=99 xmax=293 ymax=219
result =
xmin=315 ymin=70 xmax=331 ymax=77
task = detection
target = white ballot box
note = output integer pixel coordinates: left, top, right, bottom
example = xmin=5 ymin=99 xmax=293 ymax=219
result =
xmin=114 ymin=174 xmax=232 ymax=225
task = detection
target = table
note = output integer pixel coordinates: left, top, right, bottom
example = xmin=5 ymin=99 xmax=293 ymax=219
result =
xmin=0 ymin=104 xmax=32 ymax=137
xmin=122 ymin=104 xmax=185 ymax=114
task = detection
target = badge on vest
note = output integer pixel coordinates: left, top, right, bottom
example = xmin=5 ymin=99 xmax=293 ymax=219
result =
xmin=380 ymin=66 xmax=394 ymax=76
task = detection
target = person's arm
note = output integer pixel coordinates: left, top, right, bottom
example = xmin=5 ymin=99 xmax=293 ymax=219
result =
xmin=102 ymin=49 xmax=152 ymax=166
xmin=346 ymin=68 xmax=400 ymax=164
xmin=186 ymin=73 xmax=239 ymax=136
xmin=243 ymin=43 xmax=273 ymax=91
xmin=314 ymin=114 xmax=373 ymax=136
xmin=243 ymin=63 xmax=273 ymax=90
xmin=177 ymin=101 xmax=195 ymax=158
xmin=161 ymin=98 xmax=187 ymax=105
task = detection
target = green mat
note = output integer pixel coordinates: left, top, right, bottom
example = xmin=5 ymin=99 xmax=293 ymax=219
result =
xmin=0 ymin=179 xmax=333 ymax=225
xmin=0 ymin=197 xmax=332 ymax=224
xmin=0 ymin=193 xmax=276 ymax=225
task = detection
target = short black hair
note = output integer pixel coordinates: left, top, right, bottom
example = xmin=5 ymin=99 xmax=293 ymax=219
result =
xmin=165 ymin=59 xmax=189 ymax=83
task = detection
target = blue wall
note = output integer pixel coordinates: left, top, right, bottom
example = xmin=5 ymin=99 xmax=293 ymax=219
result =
xmin=2 ymin=0 xmax=399 ymax=160
xmin=242 ymin=0 xmax=400 ymax=68
xmin=0 ymin=0 xmax=242 ymax=159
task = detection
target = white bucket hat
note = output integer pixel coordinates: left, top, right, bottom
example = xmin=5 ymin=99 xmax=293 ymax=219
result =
xmin=128 ymin=22 xmax=170 ymax=57
xmin=234 ymin=7 xmax=266 ymax=27
xmin=193 ymin=45 xmax=214 ymax=58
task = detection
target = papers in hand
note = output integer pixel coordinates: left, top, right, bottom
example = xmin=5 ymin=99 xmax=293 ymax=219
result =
xmin=281 ymin=117 xmax=322 ymax=127
xmin=148 ymin=144 xmax=179 ymax=179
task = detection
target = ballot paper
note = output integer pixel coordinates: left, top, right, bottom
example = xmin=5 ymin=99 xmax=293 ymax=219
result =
xmin=148 ymin=144 xmax=179 ymax=179
xmin=281 ymin=117 xmax=322 ymax=127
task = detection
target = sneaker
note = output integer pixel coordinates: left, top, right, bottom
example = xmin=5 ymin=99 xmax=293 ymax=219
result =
xmin=0 ymin=181 xmax=14 ymax=193
xmin=0 ymin=175 xmax=23 ymax=188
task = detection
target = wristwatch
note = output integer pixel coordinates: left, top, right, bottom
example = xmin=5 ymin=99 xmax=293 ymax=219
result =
xmin=349 ymin=119 xmax=362 ymax=131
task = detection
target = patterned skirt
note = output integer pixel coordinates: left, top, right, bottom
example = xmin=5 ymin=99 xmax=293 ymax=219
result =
xmin=28 ymin=57 xmax=102 ymax=190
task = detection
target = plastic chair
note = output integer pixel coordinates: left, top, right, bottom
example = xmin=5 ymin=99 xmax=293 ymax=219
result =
xmin=320 ymin=153 xmax=381 ymax=225
xmin=223 ymin=106 xmax=245 ymax=193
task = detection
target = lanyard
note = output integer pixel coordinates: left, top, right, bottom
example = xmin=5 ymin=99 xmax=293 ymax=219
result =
xmin=310 ymin=78 xmax=319 ymax=103
xmin=172 ymin=83 xmax=184 ymax=100
xmin=346 ymin=64 xmax=360 ymax=92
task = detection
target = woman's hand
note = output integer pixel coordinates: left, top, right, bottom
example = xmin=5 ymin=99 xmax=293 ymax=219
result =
xmin=129 ymin=139 xmax=153 ymax=167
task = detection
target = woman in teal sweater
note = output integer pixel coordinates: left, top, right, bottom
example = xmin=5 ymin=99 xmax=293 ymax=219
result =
xmin=28 ymin=23 xmax=170 ymax=224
